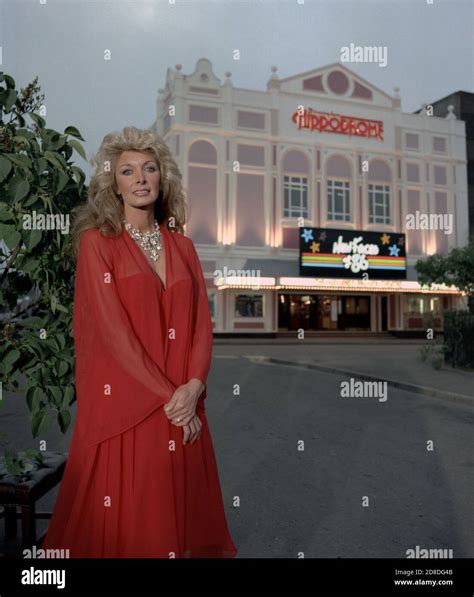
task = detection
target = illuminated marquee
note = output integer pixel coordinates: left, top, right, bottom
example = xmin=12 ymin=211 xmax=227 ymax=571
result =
xmin=292 ymin=107 xmax=384 ymax=141
xmin=300 ymin=227 xmax=406 ymax=280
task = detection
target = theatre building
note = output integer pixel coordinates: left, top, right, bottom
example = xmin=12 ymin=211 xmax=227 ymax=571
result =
xmin=155 ymin=58 xmax=469 ymax=334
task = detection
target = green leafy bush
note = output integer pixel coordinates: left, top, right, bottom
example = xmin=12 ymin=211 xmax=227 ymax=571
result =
xmin=443 ymin=310 xmax=474 ymax=369
xmin=0 ymin=72 xmax=87 ymax=444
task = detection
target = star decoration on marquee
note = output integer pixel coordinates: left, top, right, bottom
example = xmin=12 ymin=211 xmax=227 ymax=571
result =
xmin=301 ymin=228 xmax=314 ymax=242
xmin=310 ymin=242 xmax=321 ymax=253
xmin=398 ymin=236 xmax=405 ymax=246
xmin=381 ymin=233 xmax=391 ymax=245
xmin=389 ymin=244 xmax=400 ymax=256
xmin=319 ymin=231 xmax=327 ymax=241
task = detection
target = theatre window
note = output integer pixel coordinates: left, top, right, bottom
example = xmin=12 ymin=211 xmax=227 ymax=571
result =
xmin=368 ymin=184 xmax=391 ymax=225
xmin=235 ymin=294 xmax=263 ymax=318
xmin=284 ymin=175 xmax=308 ymax=218
xmin=327 ymin=180 xmax=351 ymax=221
xmin=403 ymin=295 xmax=443 ymax=330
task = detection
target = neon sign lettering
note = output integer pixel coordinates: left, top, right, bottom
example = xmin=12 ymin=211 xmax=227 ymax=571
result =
xmin=292 ymin=108 xmax=384 ymax=140
xmin=332 ymin=235 xmax=380 ymax=274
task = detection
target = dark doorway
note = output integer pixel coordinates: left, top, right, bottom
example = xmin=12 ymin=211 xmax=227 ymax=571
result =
xmin=279 ymin=294 xmax=371 ymax=331
xmin=339 ymin=296 xmax=370 ymax=330
xmin=278 ymin=294 xmax=318 ymax=331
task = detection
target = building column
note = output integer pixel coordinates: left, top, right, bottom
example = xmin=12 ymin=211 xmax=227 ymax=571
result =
xmin=370 ymin=295 xmax=378 ymax=331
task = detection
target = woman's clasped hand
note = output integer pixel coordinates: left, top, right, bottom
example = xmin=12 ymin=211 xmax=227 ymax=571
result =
xmin=164 ymin=380 xmax=204 ymax=444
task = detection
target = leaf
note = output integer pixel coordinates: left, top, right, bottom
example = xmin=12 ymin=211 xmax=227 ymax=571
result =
xmin=56 ymin=334 xmax=66 ymax=350
xmin=45 ymin=336 xmax=59 ymax=352
xmin=26 ymin=387 xmax=45 ymax=415
xmin=32 ymin=450 xmax=44 ymax=466
xmin=61 ymin=385 xmax=75 ymax=410
xmin=14 ymin=128 xmax=35 ymax=140
xmin=67 ymin=139 xmax=87 ymax=161
xmin=39 ymin=366 xmax=51 ymax=384
xmin=1 ymin=348 xmax=21 ymax=374
xmin=1 ymin=224 xmax=21 ymax=250
xmin=35 ymin=157 xmax=48 ymax=175
xmin=4 ymin=89 xmax=18 ymax=111
xmin=48 ymin=134 xmax=66 ymax=152
xmin=4 ymin=153 xmax=32 ymax=169
xmin=0 ymin=155 xmax=12 ymax=182
xmin=64 ymin=125 xmax=85 ymax=141
xmin=43 ymin=151 xmax=64 ymax=170
xmin=5 ymin=457 xmax=23 ymax=476
xmin=58 ymin=409 xmax=71 ymax=433
xmin=16 ymin=316 xmax=46 ymax=329
xmin=40 ymin=193 xmax=52 ymax=211
xmin=13 ymin=135 xmax=31 ymax=149
xmin=49 ymin=385 xmax=62 ymax=407
xmin=30 ymin=113 xmax=46 ymax=129
xmin=31 ymin=409 xmax=50 ymax=438
xmin=14 ymin=179 xmax=30 ymax=202
xmin=26 ymin=228 xmax=42 ymax=250
xmin=23 ymin=193 xmax=40 ymax=208
xmin=3 ymin=74 xmax=16 ymax=88
xmin=54 ymin=360 xmax=69 ymax=377
xmin=20 ymin=256 xmax=40 ymax=273
xmin=55 ymin=169 xmax=69 ymax=194
xmin=0 ymin=207 xmax=14 ymax=222
xmin=71 ymin=166 xmax=86 ymax=193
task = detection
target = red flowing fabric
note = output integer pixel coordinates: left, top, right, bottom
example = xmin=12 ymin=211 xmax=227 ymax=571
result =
xmin=42 ymin=225 xmax=238 ymax=558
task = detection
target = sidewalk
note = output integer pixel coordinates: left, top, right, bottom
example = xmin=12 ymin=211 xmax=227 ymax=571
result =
xmin=215 ymin=339 xmax=474 ymax=405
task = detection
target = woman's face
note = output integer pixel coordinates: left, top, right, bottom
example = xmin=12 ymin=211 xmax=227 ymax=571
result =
xmin=114 ymin=150 xmax=161 ymax=209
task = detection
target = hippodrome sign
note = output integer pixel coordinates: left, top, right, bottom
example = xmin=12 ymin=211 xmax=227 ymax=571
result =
xmin=292 ymin=107 xmax=384 ymax=141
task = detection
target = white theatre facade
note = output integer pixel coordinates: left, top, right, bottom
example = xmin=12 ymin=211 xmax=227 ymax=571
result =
xmin=155 ymin=58 xmax=468 ymax=334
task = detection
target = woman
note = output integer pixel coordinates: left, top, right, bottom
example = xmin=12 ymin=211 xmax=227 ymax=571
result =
xmin=42 ymin=126 xmax=238 ymax=558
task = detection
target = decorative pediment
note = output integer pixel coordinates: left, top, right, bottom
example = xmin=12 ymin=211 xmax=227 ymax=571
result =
xmin=182 ymin=58 xmax=221 ymax=89
xmin=276 ymin=62 xmax=396 ymax=108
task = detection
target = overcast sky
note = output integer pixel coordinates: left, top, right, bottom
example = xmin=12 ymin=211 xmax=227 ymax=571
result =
xmin=1 ymin=0 xmax=473 ymax=180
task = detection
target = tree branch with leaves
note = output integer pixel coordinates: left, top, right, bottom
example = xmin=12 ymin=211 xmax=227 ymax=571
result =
xmin=0 ymin=72 xmax=88 ymax=469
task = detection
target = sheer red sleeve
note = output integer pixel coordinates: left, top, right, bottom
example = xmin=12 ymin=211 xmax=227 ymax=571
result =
xmin=74 ymin=228 xmax=177 ymax=446
xmin=185 ymin=238 xmax=213 ymax=393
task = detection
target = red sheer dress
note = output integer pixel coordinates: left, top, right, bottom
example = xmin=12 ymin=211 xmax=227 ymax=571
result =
xmin=42 ymin=224 xmax=238 ymax=558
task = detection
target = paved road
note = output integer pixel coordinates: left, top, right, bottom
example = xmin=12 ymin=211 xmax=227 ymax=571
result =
xmin=1 ymin=348 xmax=473 ymax=558
xmin=209 ymin=351 xmax=474 ymax=558
xmin=214 ymin=340 xmax=474 ymax=399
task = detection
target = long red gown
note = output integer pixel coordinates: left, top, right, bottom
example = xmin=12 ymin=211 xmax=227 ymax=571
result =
xmin=42 ymin=224 xmax=238 ymax=558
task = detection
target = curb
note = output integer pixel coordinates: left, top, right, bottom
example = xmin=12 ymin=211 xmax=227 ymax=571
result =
xmin=246 ymin=356 xmax=474 ymax=407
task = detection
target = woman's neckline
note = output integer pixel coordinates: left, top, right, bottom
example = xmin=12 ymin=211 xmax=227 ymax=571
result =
xmin=123 ymin=222 xmax=169 ymax=291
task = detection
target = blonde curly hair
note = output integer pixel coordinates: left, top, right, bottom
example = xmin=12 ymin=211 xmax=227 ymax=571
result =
xmin=69 ymin=126 xmax=187 ymax=260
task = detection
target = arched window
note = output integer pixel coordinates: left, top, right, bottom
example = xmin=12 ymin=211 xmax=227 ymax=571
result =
xmin=368 ymin=159 xmax=391 ymax=225
xmin=325 ymin=155 xmax=351 ymax=222
xmin=282 ymin=150 xmax=310 ymax=218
